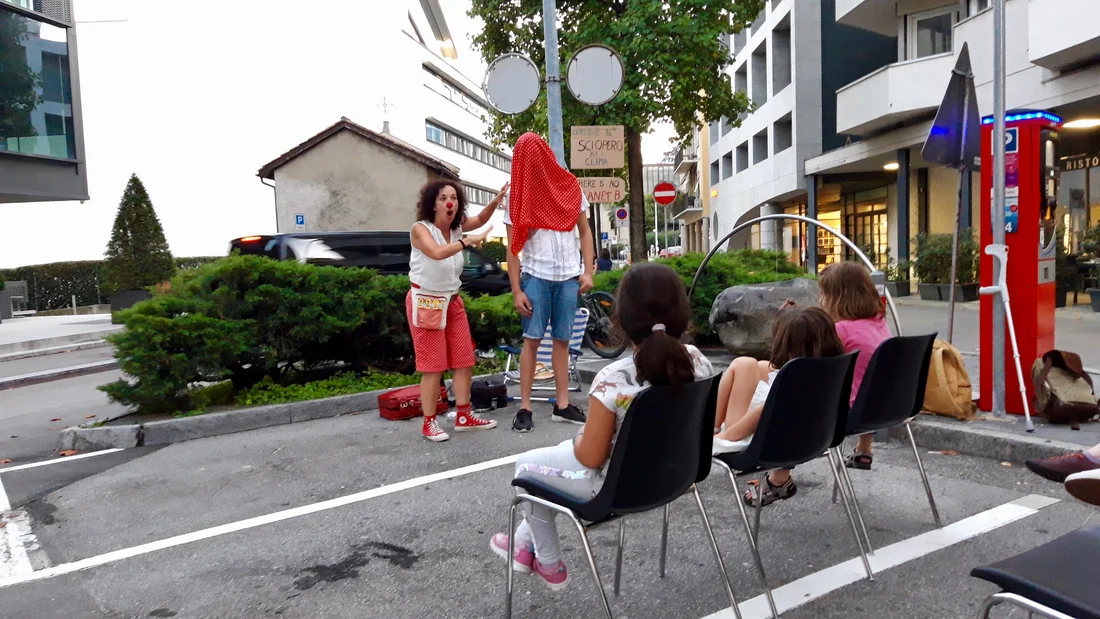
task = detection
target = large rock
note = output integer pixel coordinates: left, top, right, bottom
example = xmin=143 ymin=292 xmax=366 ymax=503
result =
xmin=709 ymin=278 xmax=820 ymax=359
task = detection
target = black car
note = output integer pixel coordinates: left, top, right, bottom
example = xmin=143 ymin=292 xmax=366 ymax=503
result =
xmin=229 ymin=231 xmax=512 ymax=296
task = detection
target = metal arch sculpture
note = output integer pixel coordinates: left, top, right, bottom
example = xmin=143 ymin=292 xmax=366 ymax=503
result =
xmin=687 ymin=214 xmax=904 ymax=336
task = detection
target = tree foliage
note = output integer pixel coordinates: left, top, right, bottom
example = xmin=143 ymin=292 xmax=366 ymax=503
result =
xmin=468 ymin=0 xmax=764 ymax=261
xmin=103 ymin=174 xmax=176 ymax=292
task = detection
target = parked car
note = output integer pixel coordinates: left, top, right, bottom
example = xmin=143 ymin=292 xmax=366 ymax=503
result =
xmin=659 ymin=245 xmax=682 ymax=258
xmin=229 ymin=231 xmax=512 ymax=296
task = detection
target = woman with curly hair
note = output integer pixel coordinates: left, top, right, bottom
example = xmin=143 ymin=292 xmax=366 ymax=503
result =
xmin=408 ymin=179 xmax=508 ymax=442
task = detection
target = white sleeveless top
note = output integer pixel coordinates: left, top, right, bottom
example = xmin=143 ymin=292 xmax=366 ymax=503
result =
xmin=409 ymin=221 xmax=463 ymax=292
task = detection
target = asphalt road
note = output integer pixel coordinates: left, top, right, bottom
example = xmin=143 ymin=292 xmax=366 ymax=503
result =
xmin=0 ymin=403 xmax=1094 ymax=619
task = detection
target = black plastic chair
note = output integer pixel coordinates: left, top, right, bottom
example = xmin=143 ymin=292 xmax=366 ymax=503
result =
xmin=829 ymin=334 xmax=940 ymax=554
xmin=505 ymin=375 xmax=735 ymax=619
xmin=710 ymin=353 xmax=867 ymax=619
xmin=971 ymin=526 xmax=1100 ymax=619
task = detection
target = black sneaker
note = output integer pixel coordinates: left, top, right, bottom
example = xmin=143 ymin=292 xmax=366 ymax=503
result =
xmin=552 ymin=404 xmax=586 ymax=425
xmin=512 ymin=409 xmax=534 ymax=433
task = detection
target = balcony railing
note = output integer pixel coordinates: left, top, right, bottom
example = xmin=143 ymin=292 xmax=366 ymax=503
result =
xmin=674 ymin=147 xmax=699 ymax=175
xmin=671 ymin=195 xmax=702 ymax=220
xmin=836 ymin=52 xmax=953 ymax=137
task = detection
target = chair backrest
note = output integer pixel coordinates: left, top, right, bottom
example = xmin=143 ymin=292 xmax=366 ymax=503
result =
xmin=534 ymin=307 xmax=589 ymax=365
xmin=727 ymin=354 xmax=857 ymax=471
xmin=847 ymin=334 xmax=937 ymax=434
xmin=586 ymin=374 xmax=722 ymax=518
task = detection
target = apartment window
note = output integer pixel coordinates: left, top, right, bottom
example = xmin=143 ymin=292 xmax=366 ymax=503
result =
xmin=722 ymin=151 xmax=734 ymax=180
xmin=0 ymin=8 xmax=75 ymax=159
xmin=734 ymin=63 xmax=748 ymax=96
xmin=710 ymin=160 xmax=721 ymax=183
xmin=968 ymin=0 xmax=990 ymax=15
xmin=463 ymin=184 xmax=498 ymax=207
xmin=424 ymin=122 xmax=512 ymax=173
xmin=736 ymin=142 xmax=749 ymax=172
xmin=774 ymin=113 xmax=792 ymax=154
xmin=772 ymin=14 xmax=792 ymax=95
xmin=750 ymin=10 xmax=765 ymax=34
xmin=424 ymin=68 xmax=492 ymax=120
xmin=709 ymin=121 xmax=720 ymax=144
xmin=751 ymin=43 xmax=768 ymax=107
xmin=907 ymin=7 xmax=956 ymax=59
xmin=753 ymin=129 xmax=769 ymax=165
xmin=721 ymin=117 xmax=733 ymax=136
xmin=733 ymin=29 xmax=747 ymax=54
xmin=771 ymin=0 xmax=782 ymax=9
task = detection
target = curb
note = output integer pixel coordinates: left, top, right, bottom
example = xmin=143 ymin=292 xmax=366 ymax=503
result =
xmin=0 ymin=339 xmax=111 ymax=363
xmin=0 ymin=359 xmax=119 ymax=390
xmin=887 ymin=415 xmax=1089 ymax=464
xmin=58 ymin=372 xmax=507 ymax=452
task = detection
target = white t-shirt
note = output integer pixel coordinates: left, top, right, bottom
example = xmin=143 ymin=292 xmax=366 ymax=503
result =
xmin=504 ymin=191 xmax=590 ymax=282
xmin=588 ymin=345 xmax=714 ymax=476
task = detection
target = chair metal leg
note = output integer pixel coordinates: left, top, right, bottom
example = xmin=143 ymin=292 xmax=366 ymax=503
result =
xmin=753 ymin=472 xmax=765 ymax=543
xmin=724 ymin=463 xmax=779 ymax=619
xmin=504 ymin=500 xmax=521 ymax=619
xmin=975 ymin=593 xmax=1076 ymax=619
xmin=658 ymin=504 xmax=670 ymax=578
xmin=565 ymin=512 xmax=614 ymax=619
xmin=613 ymin=519 xmax=626 ymax=596
xmin=826 ymin=450 xmax=874 ymax=581
xmin=691 ymin=484 xmax=743 ymax=619
xmin=835 ymin=447 xmax=874 ymax=555
xmin=906 ymin=423 xmax=943 ymax=527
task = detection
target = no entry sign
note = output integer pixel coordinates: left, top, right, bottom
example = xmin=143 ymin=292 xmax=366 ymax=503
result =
xmin=653 ymin=181 xmax=677 ymax=206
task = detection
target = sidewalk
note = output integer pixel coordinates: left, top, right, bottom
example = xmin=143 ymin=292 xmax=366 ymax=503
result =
xmin=0 ymin=314 xmax=120 ymax=356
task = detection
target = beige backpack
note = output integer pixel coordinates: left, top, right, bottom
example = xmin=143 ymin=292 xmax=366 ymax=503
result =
xmin=921 ymin=339 xmax=977 ymax=420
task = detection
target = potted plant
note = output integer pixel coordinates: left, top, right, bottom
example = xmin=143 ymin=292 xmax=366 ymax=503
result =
xmin=1054 ymin=225 xmax=1073 ymax=309
xmin=1082 ymin=224 xmax=1100 ymax=311
xmin=913 ymin=230 xmax=979 ymax=302
xmin=886 ymin=257 xmax=912 ymax=298
xmin=103 ymin=174 xmax=176 ymax=321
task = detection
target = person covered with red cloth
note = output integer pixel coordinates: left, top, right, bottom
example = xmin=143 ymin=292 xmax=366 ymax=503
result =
xmin=505 ymin=132 xmax=595 ymax=432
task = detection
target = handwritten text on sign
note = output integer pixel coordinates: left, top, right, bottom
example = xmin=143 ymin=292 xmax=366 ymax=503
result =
xmin=579 ymin=177 xmax=626 ymax=204
xmin=571 ymin=125 xmax=625 ymax=169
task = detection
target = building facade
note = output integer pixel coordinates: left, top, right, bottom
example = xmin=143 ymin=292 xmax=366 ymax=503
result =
xmin=0 ymin=0 xmax=88 ymax=203
xmin=807 ymin=0 xmax=1100 ymax=273
xmin=702 ymin=0 xmax=896 ymax=268
xmin=258 ymin=118 xmax=461 ymax=233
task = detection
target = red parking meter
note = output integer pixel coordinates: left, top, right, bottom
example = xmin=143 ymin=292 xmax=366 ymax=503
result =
xmin=979 ymin=110 xmax=1061 ymax=415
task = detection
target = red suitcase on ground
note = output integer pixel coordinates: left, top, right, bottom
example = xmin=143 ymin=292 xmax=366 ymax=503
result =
xmin=379 ymin=384 xmax=448 ymax=420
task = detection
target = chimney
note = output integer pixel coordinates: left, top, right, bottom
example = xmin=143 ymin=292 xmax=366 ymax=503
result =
xmin=382 ymin=120 xmax=391 ymax=135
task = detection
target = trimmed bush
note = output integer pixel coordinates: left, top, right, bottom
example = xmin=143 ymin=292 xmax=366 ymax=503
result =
xmin=914 ymin=229 xmax=977 ymax=284
xmin=594 ymin=250 xmax=805 ymax=341
xmin=100 ymin=255 xmax=525 ymax=414
xmin=480 ymin=240 xmax=508 ymax=264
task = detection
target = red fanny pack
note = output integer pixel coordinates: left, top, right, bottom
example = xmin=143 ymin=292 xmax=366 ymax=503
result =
xmin=379 ymin=384 xmax=448 ymax=420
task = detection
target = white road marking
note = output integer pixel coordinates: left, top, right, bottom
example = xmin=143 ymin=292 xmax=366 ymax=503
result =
xmin=0 ymin=449 xmax=125 ymax=474
xmin=699 ymin=494 xmax=1060 ymax=619
xmin=0 ymin=453 xmax=521 ymax=588
xmin=0 ymin=477 xmax=35 ymax=578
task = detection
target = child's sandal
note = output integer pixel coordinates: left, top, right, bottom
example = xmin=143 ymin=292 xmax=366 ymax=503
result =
xmin=845 ymin=453 xmax=873 ymax=471
xmin=742 ymin=476 xmax=797 ymax=507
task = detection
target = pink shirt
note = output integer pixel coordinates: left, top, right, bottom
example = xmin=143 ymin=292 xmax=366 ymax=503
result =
xmin=835 ymin=316 xmax=891 ymax=405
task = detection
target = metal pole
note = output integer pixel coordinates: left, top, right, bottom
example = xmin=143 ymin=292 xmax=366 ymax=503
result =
xmin=655 ymin=199 xmax=661 ymax=256
xmin=542 ymin=0 xmax=566 ymax=167
xmin=947 ymin=167 xmax=964 ymax=343
xmin=991 ymin=0 xmax=1007 ymax=416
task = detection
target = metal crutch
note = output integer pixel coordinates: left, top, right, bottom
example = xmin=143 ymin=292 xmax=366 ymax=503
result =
xmin=978 ymin=244 xmax=1035 ymax=432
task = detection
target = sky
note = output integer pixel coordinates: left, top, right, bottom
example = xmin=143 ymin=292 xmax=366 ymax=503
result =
xmin=0 ymin=0 xmax=676 ymax=268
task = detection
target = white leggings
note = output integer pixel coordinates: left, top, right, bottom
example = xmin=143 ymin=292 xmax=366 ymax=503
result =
xmin=512 ymin=439 xmax=602 ymax=564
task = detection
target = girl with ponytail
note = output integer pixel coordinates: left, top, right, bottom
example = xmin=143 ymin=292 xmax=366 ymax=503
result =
xmin=489 ymin=263 xmax=713 ymax=591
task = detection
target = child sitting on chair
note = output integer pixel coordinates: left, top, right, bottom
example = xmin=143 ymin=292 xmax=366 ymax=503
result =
xmin=490 ymin=263 xmax=713 ymax=591
xmin=712 ymin=305 xmax=846 ymax=507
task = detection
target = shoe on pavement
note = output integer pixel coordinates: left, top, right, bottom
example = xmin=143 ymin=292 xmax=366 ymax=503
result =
xmin=1025 ymin=451 xmax=1100 ymax=483
xmin=490 ymin=533 xmax=534 ymax=574
xmin=455 ymin=410 xmax=498 ymax=432
xmin=551 ymin=404 xmax=586 ymax=425
xmin=532 ymin=557 xmax=569 ymax=591
xmin=512 ymin=409 xmax=534 ymax=433
xmin=422 ymin=416 xmax=450 ymax=442
xmin=1065 ymin=469 xmax=1100 ymax=507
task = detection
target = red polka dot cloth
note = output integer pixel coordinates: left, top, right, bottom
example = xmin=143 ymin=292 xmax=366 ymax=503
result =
xmin=508 ymin=132 xmax=583 ymax=257
xmin=405 ymin=291 xmax=476 ymax=373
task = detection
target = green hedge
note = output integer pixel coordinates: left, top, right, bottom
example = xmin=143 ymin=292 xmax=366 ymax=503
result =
xmin=594 ymin=250 xmax=805 ymax=341
xmin=0 ymin=257 xmax=222 ymax=311
xmin=101 ymin=255 xmax=520 ymax=414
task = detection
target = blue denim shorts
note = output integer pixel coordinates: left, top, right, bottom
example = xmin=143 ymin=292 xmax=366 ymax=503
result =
xmin=521 ymin=274 xmax=580 ymax=342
